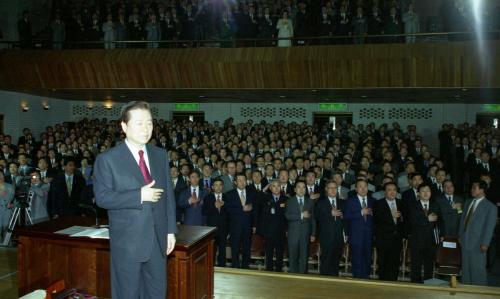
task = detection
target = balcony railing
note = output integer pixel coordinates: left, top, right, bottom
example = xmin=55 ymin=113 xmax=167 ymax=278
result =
xmin=0 ymin=30 xmax=498 ymax=50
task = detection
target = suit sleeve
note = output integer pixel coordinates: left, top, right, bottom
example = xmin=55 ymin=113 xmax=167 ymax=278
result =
xmin=343 ymin=199 xmax=362 ymax=221
xmin=314 ymin=200 xmax=326 ymax=222
xmin=202 ymin=196 xmax=213 ymax=216
xmin=409 ymin=203 xmax=429 ymax=227
xmin=164 ymin=152 xmax=178 ymax=234
xmin=285 ymin=200 xmax=300 ymax=221
xmin=310 ymin=200 xmax=316 ymax=237
xmin=480 ymin=203 xmax=498 ymax=247
xmin=176 ymin=189 xmax=190 ymax=209
xmin=93 ymin=154 xmax=143 ymax=210
xmin=51 ymin=177 xmax=63 ymax=215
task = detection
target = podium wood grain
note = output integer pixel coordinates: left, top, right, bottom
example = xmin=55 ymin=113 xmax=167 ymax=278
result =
xmin=16 ymin=217 xmax=215 ymax=299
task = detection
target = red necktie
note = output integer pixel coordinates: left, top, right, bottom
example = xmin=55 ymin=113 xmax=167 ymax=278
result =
xmin=138 ymin=150 xmax=153 ymax=184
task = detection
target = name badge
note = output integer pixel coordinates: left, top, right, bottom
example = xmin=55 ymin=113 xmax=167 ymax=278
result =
xmin=271 ymin=208 xmax=275 ymax=215
xmin=280 ymin=203 xmax=286 ymax=208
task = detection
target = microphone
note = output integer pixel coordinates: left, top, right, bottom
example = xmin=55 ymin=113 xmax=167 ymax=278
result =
xmin=78 ymin=203 xmax=106 ymax=228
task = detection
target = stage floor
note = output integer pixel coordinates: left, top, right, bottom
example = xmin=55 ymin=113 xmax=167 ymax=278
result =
xmin=214 ymin=268 xmax=500 ymax=299
xmin=1 ymin=248 xmax=500 ymax=299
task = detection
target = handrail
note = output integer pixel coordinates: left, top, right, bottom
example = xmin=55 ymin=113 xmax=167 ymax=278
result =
xmin=0 ymin=30 xmax=498 ymax=49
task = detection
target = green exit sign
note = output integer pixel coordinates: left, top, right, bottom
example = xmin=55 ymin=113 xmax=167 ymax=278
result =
xmin=174 ymin=103 xmax=199 ymax=111
xmin=319 ymin=103 xmax=348 ymax=111
xmin=483 ymin=104 xmax=500 ymax=112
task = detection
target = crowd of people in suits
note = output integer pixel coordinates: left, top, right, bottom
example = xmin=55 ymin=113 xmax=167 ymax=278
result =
xmin=16 ymin=0 xmax=499 ymax=49
xmin=0 ymin=116 xmax=499 ymax=286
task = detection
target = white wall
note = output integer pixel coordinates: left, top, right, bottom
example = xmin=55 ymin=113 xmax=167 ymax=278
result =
xmin=0 ymin=90 xmax=494 ymax=151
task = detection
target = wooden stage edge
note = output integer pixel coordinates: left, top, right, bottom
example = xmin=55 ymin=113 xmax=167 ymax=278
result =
xmin=214 ymin=267 xmax=500 ymax=298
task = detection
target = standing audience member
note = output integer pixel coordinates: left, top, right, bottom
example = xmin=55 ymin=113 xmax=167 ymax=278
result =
xmin=459 ymin=180 xmax=497 ymax=286
xmin=344 ymin=179 xmax=375 ymax=279
xmin=257 ymin=180 xmax=288 ymax=272
xmin=315 ymin=181 xmax=345 ymax=276
xmin=102 ymin=14 xmax=116 ymax=49
xmin=285 ymin=181 xmax=316 ymax=274
xmin=409 ymin=183 xmax=441 ymax=283
xmin=202 ymin=178 xmax=228 ymax=267
xmin=225 ymin=173 xmax=256 ymax=269
xmin=0 ymin=172 xmax=14 ymax=240
xmin=28 ymin=171 xmax=50 ymax=224
xmin=402 ymin=2 xmax=419 ymax=43
xmin=374 ymin=182 xmax=406 ymax=281
xmin=276 ymin=11 xmax=293 ymax=47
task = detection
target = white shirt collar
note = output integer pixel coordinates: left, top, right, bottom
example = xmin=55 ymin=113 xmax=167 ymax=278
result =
xmin=420 ymin=200 xmax=430 ymax=209
xmin=385 ymin=198 xmax=396 ymax=206
xmin=125 ymin=139 xmax=150 ymax=168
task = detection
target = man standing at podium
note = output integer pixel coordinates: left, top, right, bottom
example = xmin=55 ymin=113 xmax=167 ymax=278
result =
xmin=94 ymin=101 xmax=177 ymax=299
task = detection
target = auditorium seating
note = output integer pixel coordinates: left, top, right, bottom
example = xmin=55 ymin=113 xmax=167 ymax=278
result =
xmin=1 ymin=117 xmax=499 ymax=285
xmin=12 ymin=0 xmax=500 ymax=49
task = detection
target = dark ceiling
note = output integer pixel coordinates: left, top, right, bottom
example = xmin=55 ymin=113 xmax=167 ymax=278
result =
xmin=9 ymin=87 xmax=500 ymax=103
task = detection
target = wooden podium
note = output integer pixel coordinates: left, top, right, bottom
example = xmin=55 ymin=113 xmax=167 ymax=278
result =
xmin=16 ymin=217 xmax=216 ymax=299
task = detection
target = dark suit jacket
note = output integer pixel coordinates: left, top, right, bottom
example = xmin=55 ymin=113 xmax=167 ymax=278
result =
xmin=305 ymin=184 xmax=321 ymax=197
xmin=93 ymin=143 xmax=177 ymax=262
xmin=285 ymin=195 xmax=316 ymax=239
xmin=225 ymin=187 xmax=256 ymax=231
xmin=435 ymin=194 xmax=463 ymax=237
xmin=344 ymin=195 xmax=375 ymax=246
xmin=51 ymin=172 xmax=86 ymax=216
xmin=173 ymin=177 xmax=187 ymax=197
xmin=408 ymin=199 xmax=442 ymax=249
xmin=314 ymin=196 xmax=345 ymax=246
xmin=4 ymin=174 xmax=20 ymax=186
xmin=202 ymin=193 xmax=228 ymax=236
xmin=374 ymin=198 xmax=406 ymax=247
xmin=256 ymin=192 xmax=288 ymax=240
xmin=177 ymin=186 xmax=207 ymax=225
xmin=281 ymin=183 xmax=295 ymax=197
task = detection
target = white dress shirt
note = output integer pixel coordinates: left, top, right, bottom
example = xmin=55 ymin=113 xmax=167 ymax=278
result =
xmin=125 ymin=139 xmax=150 ymax=170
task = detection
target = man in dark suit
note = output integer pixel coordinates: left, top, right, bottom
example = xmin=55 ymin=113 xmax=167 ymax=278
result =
xmin=344 ymin=179 xmax=375 ymax=279
xmin=435 ymin=180 xmax=463 ymax=237
xmin=285 ymin=180 xmax=316 ymax=274
xmin=94 ymin=101 xmax=177 ymax=299
xmin=177 ymin=170 xmax=207 ymax=226
xmin=305 ymin=171 xmax=321 ymax=201
xmin=431 ymin=169 xmax=447 ymax=197
xmin=278 ymin=169 xmax=294 ymax=197
xmin=315 ymin=180 xmax=345 ymax=276
xmin=51 ymin=158 xmax=86 ymax=217
xmin=170 ymin=166 xmax=187 ymax=197
xmin=476 ymin=151 xmax=495 ymax=177
xmin=5 ymin=162 xmax=21 ymax=187
xmin=256 ymin=180 xmax=288 ymax=272
xmin=225 ymin=173 xmax=256 ymax=269
xmin=202 ymin=178 xmax=228 ymax=267
xmin=374 ymin=182 xmax=406 ymax=281
xmin=408 ymin=183 xmax=442 ymax=283
xmin=402 ymin=173 xmax=423 ymax=231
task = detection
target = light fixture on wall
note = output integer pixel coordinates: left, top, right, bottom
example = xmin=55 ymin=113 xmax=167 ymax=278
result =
xmin=42 ymin=100 xmax=50 ymax=110
xmin=104 ymin=100 xmax=113 ymax=110
xmin=20 ymin=101 xmax=29 ymax=112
